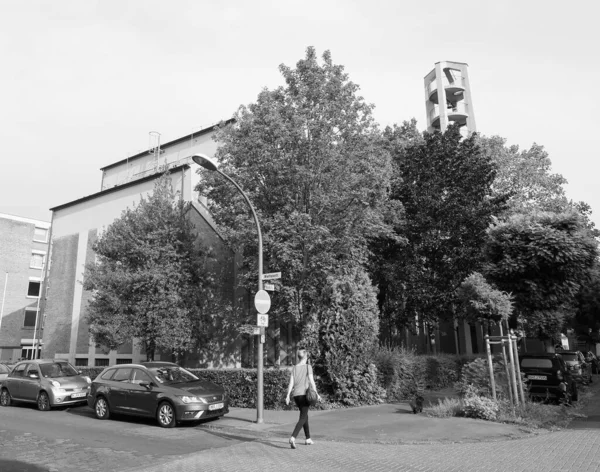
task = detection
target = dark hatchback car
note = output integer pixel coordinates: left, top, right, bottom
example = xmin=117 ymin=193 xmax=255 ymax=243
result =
xmin=519 ymin=353 xmax=578 ymax=403
xmin=88 ymin=362 xmax=229 ymax=428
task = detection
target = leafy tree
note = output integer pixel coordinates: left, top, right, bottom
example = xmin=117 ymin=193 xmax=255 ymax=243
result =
xmin=199 ymin=47 xmax=393 ymax=341
xmin=477 ymin=136 xmax=569 ymax=215
xmin=304 ymin=267 xmax=384 ymax=405
xmin=84 ymin=175 xmax=216 ymax=361
xmin=573 ymin=260 xmax=600 ymax=338
xmin=456 ymin=272 xmax=513 ymax=325
xmin=484 ymin=211 xmax=598 ymax=344
xmin=374 ymin=125 xmax=507 ymax=334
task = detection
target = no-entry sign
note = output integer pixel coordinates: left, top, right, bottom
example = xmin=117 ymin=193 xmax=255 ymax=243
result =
xmin=254 ymin=290 xmax=271 ymax=314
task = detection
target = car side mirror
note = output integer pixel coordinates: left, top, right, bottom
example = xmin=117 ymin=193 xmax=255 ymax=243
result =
xmin=29 ymin=373 xmax=39 ymax=379
xmin=78 ymin=370 xmax=83 ymax=374
xmin=139 ymin=381 xmax=152 ymax=389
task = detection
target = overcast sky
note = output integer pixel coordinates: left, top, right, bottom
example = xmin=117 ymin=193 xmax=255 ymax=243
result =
xmin=1 ymin=0 xmax=598 ymax=228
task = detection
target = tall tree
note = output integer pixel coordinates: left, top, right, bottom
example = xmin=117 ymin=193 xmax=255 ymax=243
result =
xmin=477 ymin=136 xmax=569 ymax=215
xmin=199 ymin=47 xmax=393 ymax=337
xmin=484 ymin=211 xmax=598 ymax=345
xmin=84 ymin=175 xmax=215 ymax=361
xmin=375 ymin=125 xmax=507 ymax=333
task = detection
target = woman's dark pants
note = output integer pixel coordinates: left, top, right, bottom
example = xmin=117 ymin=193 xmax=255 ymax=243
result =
xmin=292 ymin=395 xmax=310 ymax=439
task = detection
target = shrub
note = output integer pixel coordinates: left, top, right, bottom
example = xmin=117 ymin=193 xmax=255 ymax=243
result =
xmin=426 ymin=397 xmax=463 ymax=418
xmin=315 ymin=268 xmax=386 ymax=406
xmin=462 ymin=385 xmax=499 ymax=420
xmin=455 ymin=356 xmax=511 ymax=400
xmin=372 ymin=345 xmax=476 ymax=401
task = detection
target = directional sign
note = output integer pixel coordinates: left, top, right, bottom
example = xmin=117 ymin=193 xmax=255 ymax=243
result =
xmin=257 ymin=314 xmax=269 ymax=327
xmin=254 ymin=290 xmax=271 ymax=314
xmin=264 ymin=283 xmax=275 ymax=291
xmin=262 ymin=272 xmax=281 ymax=280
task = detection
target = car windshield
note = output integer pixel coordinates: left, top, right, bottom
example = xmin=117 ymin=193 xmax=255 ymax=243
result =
xmin=148 ymin=366 xmax=198 ymax=385
xmin=560 ymin=354 xmax=578 ymax=362
xmin=521 ymin=358 xmax=553 ymax=369
xmin=40 ymin=362 xmax=79 ymax=378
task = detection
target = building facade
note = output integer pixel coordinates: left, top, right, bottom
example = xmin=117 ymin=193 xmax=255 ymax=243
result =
xmin=41 ymin=124 xmax=242 ymax=368
xmin=0 ymin=213 xmax=51 ymax=362
xmin=424 ymin=61 xmax=476 ymax=134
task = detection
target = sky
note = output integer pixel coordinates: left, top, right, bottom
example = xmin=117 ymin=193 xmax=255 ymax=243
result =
xmin=1 ymin=0 xmax=598 ymax=227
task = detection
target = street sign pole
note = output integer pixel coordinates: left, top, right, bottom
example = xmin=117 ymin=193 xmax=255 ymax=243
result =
xmin=208 ymin=164 xmax=265 ymax=424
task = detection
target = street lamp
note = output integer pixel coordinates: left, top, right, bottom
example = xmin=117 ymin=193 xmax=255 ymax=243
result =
xmin=191 ymin=153 xmax=265 ymax=424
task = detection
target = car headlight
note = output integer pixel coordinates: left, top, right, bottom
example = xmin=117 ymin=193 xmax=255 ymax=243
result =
xmin=178 ymin=396 xmax=207 ymax=404
xmin=50 ymin=380 xmax=61 ymax=388
xmin=83 ymin=376 xmax=91 ymax=384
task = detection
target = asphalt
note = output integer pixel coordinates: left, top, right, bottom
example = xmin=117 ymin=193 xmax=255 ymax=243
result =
xmin=200 ymin=388 xmax=532 ymax=444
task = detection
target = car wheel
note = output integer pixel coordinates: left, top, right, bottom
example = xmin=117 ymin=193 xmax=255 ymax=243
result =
xmin=157 ymin=401 xmax=176 ymax=428
xmin=95 ymin=396 xmax=110 ymax=420
xmin=37 ymin=391 xmax=51 ymax=411
xmin=0 ymin=388 xmax=11 ymax=407
xmin=571 ymin=383 xmax=579 ymax=402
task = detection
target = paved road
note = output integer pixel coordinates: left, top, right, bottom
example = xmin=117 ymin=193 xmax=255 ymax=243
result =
xmin=0 ymin=402 xmax=243 ymax=472
xmin=134 ymin=430 xmax=600 ymax=472
xmin=2 ymin=386 xmax=600 ymax=472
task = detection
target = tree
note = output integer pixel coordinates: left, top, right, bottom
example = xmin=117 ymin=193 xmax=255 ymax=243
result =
xmin=456 ymin=272 xmax=513 ymax=326
xmin=375 ymin=125 xmax=507 ymax=333
xmin=477 ymin=136 xmax=569 ymax=215
xmin=199 ymin=47 xmax=393 ymax=340
xmin=305 ymin=267 xmax=384 ymax=405
xmin=484 ymin=211 xmax=598 ymax=344
xmin=84 ymin=175 xmax=215 ymax=361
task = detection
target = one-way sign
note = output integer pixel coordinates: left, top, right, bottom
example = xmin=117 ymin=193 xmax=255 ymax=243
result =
xmin=262 ymin=272 xmax=281 ymax=280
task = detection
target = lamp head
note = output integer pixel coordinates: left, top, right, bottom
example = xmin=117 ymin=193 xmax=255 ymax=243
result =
xmin=191 ymin=153 xmax=219 ymax=171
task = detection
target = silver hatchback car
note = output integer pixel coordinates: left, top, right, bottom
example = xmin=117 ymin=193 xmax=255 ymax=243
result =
xmin=0 ymin=359 xmax=91 ymax=410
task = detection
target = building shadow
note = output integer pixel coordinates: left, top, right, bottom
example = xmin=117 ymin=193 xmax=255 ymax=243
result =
xmin=0 ymin=459 xmax=49 ymax=472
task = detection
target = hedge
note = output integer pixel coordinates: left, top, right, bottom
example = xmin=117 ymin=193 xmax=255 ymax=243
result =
xmin=79 ymin=351 xmax=480 ymax=409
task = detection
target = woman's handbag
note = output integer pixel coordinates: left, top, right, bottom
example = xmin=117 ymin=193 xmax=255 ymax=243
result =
xmin=305 ymin=365 xmax=318 ymax=405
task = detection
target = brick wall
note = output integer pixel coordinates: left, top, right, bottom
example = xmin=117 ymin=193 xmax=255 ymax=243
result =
xmin=0 ymin=217 xmax=49 ymax=361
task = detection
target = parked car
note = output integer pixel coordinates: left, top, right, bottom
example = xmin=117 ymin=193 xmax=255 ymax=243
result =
xmin=0 ymin=363 xmax=11 ymax=386
xmin=519 ymin=353 xmax=578 ymax=403
xmin=559 ymin=350 xmax=593 ymax=384
xmin=585 ymin=351 xmax=599 ymax=375
xmin=87 ymin=361 xmax=229 ymax=428
xmin=0 ymin=359 xmax=91 ymax=410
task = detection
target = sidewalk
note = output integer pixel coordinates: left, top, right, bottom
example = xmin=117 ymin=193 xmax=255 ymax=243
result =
xmin=201 ymin=391 xmax=532 ymax=445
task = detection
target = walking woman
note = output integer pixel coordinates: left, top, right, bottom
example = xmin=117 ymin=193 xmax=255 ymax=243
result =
xmin=285 ymin=345 xmax=321 ymax=449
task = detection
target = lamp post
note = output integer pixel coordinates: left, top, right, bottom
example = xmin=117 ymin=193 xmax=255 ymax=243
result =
xmin=191 ymin=153 xmax=265 ymax=424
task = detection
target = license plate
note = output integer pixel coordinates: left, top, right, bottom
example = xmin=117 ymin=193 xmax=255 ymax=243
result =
xmin=209 ymin=402 xmax=224 ymax=411
xmin=528 ymin=375 xmax=547 ymax=380
xmin=71 ymin=392 xmax=87 ymax=398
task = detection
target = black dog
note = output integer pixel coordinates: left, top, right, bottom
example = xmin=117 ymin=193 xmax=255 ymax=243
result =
xmin=411 ymin=395 xmax=424 ymax=414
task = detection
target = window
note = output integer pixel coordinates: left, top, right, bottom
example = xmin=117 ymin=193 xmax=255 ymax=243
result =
xmin=27 ymin=281 xmax=41 ymax=298
xmin=116 ymin=359 xmax=132 ymax=365
xmin=131 ymin=369 xmax=153 ymax=384
xmin=21 ymin=347 xmax=41 ymax=360
xmin=100 ymin=369 xmax=116 ymax=380
xmin=12 ymin=364 xmax=26 ymax=377
xmin=75 ymin=358 xmax=88 ymax=367
xmin=95 ymin=358 xmax=110 ymax=367
xmin=23 ymin=309 xmax=38 ymax=328
xmin=520 ymin=358 xmax=553 ymax=369
xmin=25 ymin=364 xmax=40 ymax=377
xmin=30 ymin=252 xmax=45 ymax=269
xmin=34 ymin=227 xmax=48 ymax=242
xmin=112 ymin=368 xmax=132 ymax=382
